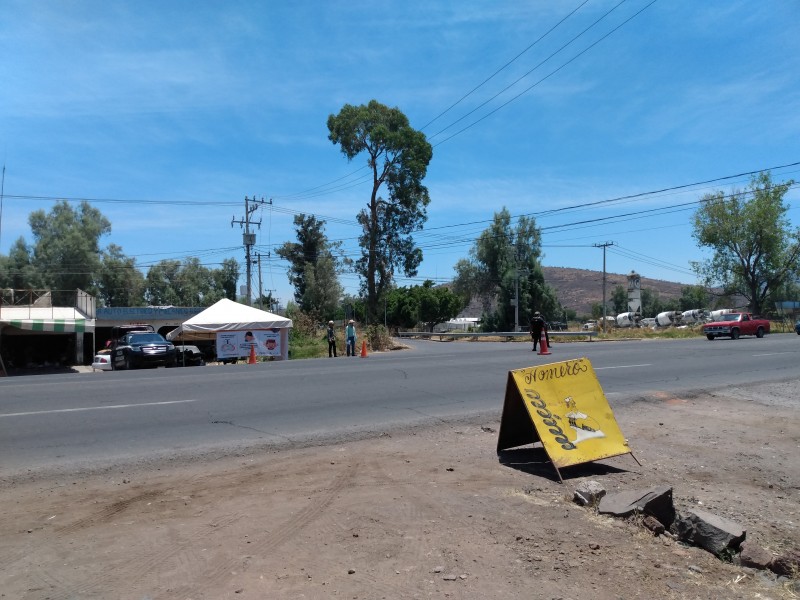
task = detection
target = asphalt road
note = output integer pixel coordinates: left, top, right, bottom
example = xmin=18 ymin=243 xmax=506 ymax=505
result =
xmin=1 ymin=334 xmax=798 ymax=478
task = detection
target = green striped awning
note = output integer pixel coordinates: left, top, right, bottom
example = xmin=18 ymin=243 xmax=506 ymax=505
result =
xmin=7 ymin=319 xmax=87 ymax=333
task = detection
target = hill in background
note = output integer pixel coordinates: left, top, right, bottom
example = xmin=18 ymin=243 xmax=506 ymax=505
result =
xmin=543 ymin=266 xmax=689 ymax=317
xmin=458 ymin=266 xmax=691 ymax=319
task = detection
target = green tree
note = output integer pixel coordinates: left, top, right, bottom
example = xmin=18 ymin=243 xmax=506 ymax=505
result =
xmin=590 ymin=302 xmax=604 ymax=320
xmin=276 ymin=214 xmax=344 ymax=318
xmin=453 ymin=208 xmax=560 ymax=331
xmin=416 ymin=282 xmax=464 ymax=332
xmin=692 ymin=172 xmax=799 ymax=315
xmin=640 ymin=288 xmax=660 ymax=317
xmin=300 ymin=254 xmax=343 ymax=319
xmin=145 ymin=258 xmax=235 ymax=306
xmin=0 ymin=238 xmax=45 ymax=290
xmin=610 ymin=285 xmax=628 ymax=314
xmin=27 ymin=200 xmax=111 ymax=303
xmin=180 ymin=258 xmax=218 ymax=306
xmin=386 ymin=286 xmax=420 ymax=329
xmin=327 ymin=100 xmax=433 ymax=321
xmin=255 ymin=290 xmax=278 ymax=312
xmin=213 ymin=258 xmax=240 ymax=302
xmin=98 ymin=244 xmax=146 ymax=307
xmin=678 ymin=285 xmax=710 ymax=311
xmin=145 ymin=260 xmax=182 ymax=305
xmin=341 ymin=295 xmax=367 ymax=324
xmin=384 ymin=282 xmax=463 ymax=331
xmin=640 ymin=288 xmax=678 ymax=316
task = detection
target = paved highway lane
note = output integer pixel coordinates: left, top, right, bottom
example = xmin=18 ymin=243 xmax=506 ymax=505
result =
xmin=1 ymin=334 xmax=798 ymax=477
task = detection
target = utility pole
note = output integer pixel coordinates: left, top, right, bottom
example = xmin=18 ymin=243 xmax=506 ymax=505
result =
xmin=257 ymin=253 xmax=263 ymax=310
xmin=232 ymin=196 xmax=271 ymax=305
xmin=514 ymin=259 xmax=520 ymax=333
xmin=593 ymin=242 xmax=615 ymax=333
xmin=0 ymin=164 xmax=5 ymax=253
xmin=255 ymin=252 xmax=272 ymax=310
xmin=512 ymin=247 xmax=528 ymax=332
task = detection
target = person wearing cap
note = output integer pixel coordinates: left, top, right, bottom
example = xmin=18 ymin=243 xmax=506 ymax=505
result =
xmin=345 ymin=319 xmax=357 ymax=357
xmin=529 ymin=311 xmax=549 ymax=352
xmin=326 ymin=320 xmax=338 ymax=357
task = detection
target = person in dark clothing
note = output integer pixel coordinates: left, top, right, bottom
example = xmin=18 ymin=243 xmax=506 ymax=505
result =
xmin=529 ymin=311 xmax=550 ymax=351
xmin=327 ymin=321 xmax=337 ymax=357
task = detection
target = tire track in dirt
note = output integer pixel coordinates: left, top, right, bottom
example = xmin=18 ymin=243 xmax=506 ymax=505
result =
xmin=277 ymin=457 xmax=434 ymax=599
xmin=351 ymin=458 xmax=435 ymax=598
xmin=55 ymin=490 xmax=163 ymax=535
xmin=168 ymin=460 xmax=359 ymax=598
xmin=32 ymin=511 xmax=245 ymax=599
xmin=315 ymin=457 xmax=471 ymax=599
xmin=350 ymin=455 xmax=529 ymax=598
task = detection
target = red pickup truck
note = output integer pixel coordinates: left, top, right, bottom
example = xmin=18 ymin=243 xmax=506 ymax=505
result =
xmin=703 ymin=313 xmax=770 ymax=340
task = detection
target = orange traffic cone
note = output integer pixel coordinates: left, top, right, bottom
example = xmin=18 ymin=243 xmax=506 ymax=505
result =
xmin=248 ymin=344 xmax=257 ymax=364
xmin=360 ymin=339 xmax=368 ymax=358
xmin=537 ymin=331 xmax=551 ymax=356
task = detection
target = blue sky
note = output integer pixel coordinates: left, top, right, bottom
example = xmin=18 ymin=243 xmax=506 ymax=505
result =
xmin=1 ymin=1 xmax=798 ymax=309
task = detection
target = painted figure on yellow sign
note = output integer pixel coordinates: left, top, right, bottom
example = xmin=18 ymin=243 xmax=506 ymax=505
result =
xmin=563 ymin=396 xmax=606 ymax=445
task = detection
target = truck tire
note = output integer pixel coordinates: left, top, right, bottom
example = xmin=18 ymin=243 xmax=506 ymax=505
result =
xmin=706 ymin=334 xmax=715 ymax=341
xmin=731 ymin=329 xmax=740 ymax=340
xmin=756 ymin=327 xmax=765 ymax=338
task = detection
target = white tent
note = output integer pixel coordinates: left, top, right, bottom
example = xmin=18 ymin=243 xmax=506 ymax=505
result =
xmin=166 ymin=298 xmax=293 ymax=360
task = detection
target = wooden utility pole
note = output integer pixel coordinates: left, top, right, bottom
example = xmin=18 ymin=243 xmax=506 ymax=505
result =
xmin=593 ymin=242 xmax=615 ymax=332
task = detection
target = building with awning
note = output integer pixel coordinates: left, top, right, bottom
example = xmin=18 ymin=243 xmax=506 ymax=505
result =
xmin=2 ymin=307 xmax=92 ymax=333
xmin=0 ymin=290 xmax=96 ymax=374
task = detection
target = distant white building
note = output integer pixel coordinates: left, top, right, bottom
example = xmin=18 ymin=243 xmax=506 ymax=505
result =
xmin=436 ymin=317 xmax=481 ymax=332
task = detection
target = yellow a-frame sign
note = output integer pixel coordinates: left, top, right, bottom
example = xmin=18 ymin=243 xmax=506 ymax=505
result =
xmin=497 ymin=357 xmax=635 ymax=482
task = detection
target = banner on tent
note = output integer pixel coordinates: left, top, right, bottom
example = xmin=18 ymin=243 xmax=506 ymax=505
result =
xmin=216 ymin=329 xmax=281 ymax=359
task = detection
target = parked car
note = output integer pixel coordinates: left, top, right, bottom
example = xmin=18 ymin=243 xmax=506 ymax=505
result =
xmin=91 ymin=351 xmax=113 ymax=371
xmin=174 ymin=345 xmax=205 ymax=366
xmin=795 ymin=319 xmax=800 ymax=335
xmin=111 ymin=331 xmax=177 ymax=369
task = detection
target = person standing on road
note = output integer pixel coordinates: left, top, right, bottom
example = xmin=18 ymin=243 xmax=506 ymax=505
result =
xmin=529 ymin=311 xmax=550 ymax=352
xmin=345 ymin=319 xmax=357 ymax=357
xmin=327 ymin=320 xmax=338 ymax=358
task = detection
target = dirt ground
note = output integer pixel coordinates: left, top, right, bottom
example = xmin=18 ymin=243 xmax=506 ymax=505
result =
xmin=1 ymin=379 xmax=798 ymax=600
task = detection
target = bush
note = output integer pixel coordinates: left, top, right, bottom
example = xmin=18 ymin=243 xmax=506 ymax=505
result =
xmin=365 ymin=324 xmax=392 ymax=352
xmin=286 ymin=309 xmax=327 ymax=359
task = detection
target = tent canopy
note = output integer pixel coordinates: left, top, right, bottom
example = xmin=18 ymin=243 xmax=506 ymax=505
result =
xmin=166 ymin=298 xmax=292 ymax=341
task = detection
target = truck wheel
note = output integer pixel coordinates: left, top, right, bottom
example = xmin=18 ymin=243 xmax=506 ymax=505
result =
xmin=731 ymin=329 xmax=740 ymax=340
xmin=756 ymin=327 xmax=765 ymax=338
xmin=124 ymin=355 xmax=132 ymax=370
xmin=706 ymin=334 xmax=715 ymax=341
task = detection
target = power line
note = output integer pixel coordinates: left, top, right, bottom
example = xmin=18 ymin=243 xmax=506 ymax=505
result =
xmin=433 ymin=0 xmax=659 ymax=146
xmin=421 ymin=0 xmax=592 ymax=131
xmin=429 ymin=0 xmax=631 ymax=142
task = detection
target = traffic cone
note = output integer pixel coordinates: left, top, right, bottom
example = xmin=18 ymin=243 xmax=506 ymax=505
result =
xmin=248 ymin=344 xmax=257 ymax=364
xmin=537 ymin=331 xmax=551 ymax=356
xmin=360 ymin=339 xmax=368 ymax=358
